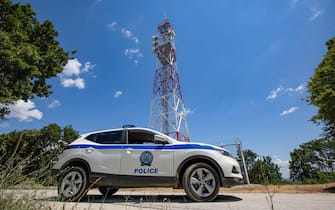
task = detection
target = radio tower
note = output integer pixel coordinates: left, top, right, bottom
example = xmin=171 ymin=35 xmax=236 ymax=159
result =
xmin=149 ymin=18 xmax=190 ymax=142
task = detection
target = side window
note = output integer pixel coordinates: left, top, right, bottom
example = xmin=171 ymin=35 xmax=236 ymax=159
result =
xmin=86 ymin=134 xmax=97 ymax=142
xmin=128 ymin=131 xmax=155 ymax=144
xmin=86 ymin=131 xmax=122 ymax=144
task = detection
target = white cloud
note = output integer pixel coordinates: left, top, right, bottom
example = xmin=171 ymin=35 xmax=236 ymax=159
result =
xmin=120 ymin=28 xmax=140 ymax=44
xmin=267 ymin=84 xmax=305 ymax=100
xmin=291 ymin=84 xmax=305 ymax=92
xmin=124 ymin=48 xmax=143 ymax=64
xmin=136 ymin=52 xmax=144 ymax=58
xmin=309 ymin=8 xmax=323 ymax=22
xmin=60 ymin=59 xmax=95 ymax=89
xmin=267 ymin=86 xmax=284 ymax=100
xmin=114 ymin=90 xmax=123 ymax=98
xmin=7 ymin=100 xmax=42 ymax=122
xmin=286 ymin=84 xmax=305 ymax=95
xmin=273 ymin=156 xmax=290 ymax=179
xmin=184 ymin=107 xmax=194 ymax=116
xmin=107 ymin=21 xmax=117 ymax=31
xmin=280 ymin=106 xmax=299 ymax=116
xmin=107 ymin=21 xmax=142 ymax=64
xmin=48 ymin=99 xmax=61 ymax=109
xmin=62 ymin=59 xmax=82 ymax=77
xmin=121 ymin=28 xmax=132 ymax=38
xmin=82 ymin=62 xmax=96 ymax=73
xmin=133 ymin=37 xmax=139 ymax=44
xmin=125 ymin=48 xmax=140 ymax=56
xmin=61 ymin=78 xmax=85 ymax=89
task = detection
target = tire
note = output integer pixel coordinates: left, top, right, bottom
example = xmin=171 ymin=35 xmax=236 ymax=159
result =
xmin=98 ymin=186 xmax=119 ymax=197
xmin=58 ymin=166 xmax=88 ymax=201
xmin=182 ymin=163 xmax=220 ymax=202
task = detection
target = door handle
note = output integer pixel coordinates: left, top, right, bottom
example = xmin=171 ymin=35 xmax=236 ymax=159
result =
xmin=126 ymin=147 xmax=134 ymax=154
xmin=85 ymin=147 xmax=94 ymax=153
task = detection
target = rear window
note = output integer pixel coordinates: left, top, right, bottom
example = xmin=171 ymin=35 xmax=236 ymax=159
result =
xmin=85 ymin=131 xmax=122 ymax=144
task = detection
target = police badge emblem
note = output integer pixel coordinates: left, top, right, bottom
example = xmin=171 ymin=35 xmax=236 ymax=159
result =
xmin=140 ymin=151 xmax=153 ymax=166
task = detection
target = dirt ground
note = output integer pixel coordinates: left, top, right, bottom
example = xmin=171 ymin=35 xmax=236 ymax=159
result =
xmin=4 ymin=183 xmax=335 ymax=210
xmin=223 ymin=182 xmax=335 ymax=193
xmin=117 ymin=182 xmax=335 ymax=194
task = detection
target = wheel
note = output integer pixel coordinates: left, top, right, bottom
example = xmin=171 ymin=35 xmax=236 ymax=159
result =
xmin=182 ymin=163 xmax=220 ymax=202
xmin=98 ymin=186 xmax=119 ymax=197
xmin=58 ymin=166 xmax=88 ymax=201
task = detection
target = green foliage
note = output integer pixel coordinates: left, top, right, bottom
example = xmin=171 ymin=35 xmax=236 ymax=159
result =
xmin=0 ymin=0 xmax=73 ymax=118
xmin=289 ymin=138 xmax=335 ymax=183
xmin=293 ymin=36 xmax=335 ymax=184
xmin=242 ymin=149 xmax=258 ymax=171
xmin=0 ymin=123 xmax=79 ymax=186
xmin=242 ymin=150 xmax=282 ymax=184
xmin=62 ymin=124 xmax=80 ymax=143
xmin=307 ymin=36 xmax=335 ymax=138
xmin=249 ymin=156 xmax=282 ymax=184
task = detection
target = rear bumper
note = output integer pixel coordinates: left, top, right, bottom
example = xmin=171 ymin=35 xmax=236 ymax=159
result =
xmin=51 ymin=168 xmax=61 ymax=183
xmin=221 ymin=177 xmax=243 ymax=187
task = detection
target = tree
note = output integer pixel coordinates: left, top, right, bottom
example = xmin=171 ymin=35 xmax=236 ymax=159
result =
xmin=41 ymin=123 xmax=62 ymax=143
xmin=0 ymin=0 xmax=73 ymax=118
xmin=248 ymin=156 xmax=282 ymax=184
xmin=242 ymin=149 xmax=258 ymax=171
xmin=62 ymin=125 xmax=79 ymax=143
xmin=289 ymin=138 xmax=335 ymax=183
xmin=241 ymin=150 xmax=282 ymax=184
xmin=307 ymin=37 xmax=335 ymax=138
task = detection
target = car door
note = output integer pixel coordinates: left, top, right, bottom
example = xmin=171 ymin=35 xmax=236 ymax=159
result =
xmin=85 ymin=130 xmax=124 ymax=176
xmin=120 ymin=129 xmax=174 ymax=178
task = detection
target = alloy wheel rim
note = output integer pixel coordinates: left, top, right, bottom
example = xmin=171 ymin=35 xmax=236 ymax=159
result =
xmin=60 ymin=171 xmax=83 ymax=198
xmin=190 ymin=168 xmax=216 ymax=197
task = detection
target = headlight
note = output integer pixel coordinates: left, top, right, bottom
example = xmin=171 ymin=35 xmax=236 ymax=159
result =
xmin=217 ymin=149 xmax=235 ymax=158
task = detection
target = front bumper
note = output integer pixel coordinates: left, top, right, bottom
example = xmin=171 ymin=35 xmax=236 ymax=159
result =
xmin=221 ymin=177 xmax=243 ymax=187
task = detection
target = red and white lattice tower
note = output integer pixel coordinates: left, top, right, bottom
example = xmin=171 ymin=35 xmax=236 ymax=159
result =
xmin=149 ymin=18 xmax=190 ymax=142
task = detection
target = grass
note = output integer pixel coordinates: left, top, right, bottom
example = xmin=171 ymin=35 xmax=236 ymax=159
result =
xmin=0 ymin=132 xmax=54 ymax=210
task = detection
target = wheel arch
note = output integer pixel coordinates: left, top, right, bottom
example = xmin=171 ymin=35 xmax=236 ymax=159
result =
xmin=177 ymin=155 xmax=224 ymax=187
xmin=60 ymin=158 xmax=91 ymax=176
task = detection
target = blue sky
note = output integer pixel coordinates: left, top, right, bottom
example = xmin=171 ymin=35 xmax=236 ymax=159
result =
xmin=1 ymin=0 xmax=335 ymax=178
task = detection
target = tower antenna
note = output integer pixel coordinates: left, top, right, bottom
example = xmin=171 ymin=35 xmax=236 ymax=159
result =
xmin=149 ymin=19 xmax=190 ymax=141
xmin=163 ymin=10 xmax=167 ymax=20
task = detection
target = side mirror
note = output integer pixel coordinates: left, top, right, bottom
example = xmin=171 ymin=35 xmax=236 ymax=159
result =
xmin=154 ymin=135 xmax=169 ymax=144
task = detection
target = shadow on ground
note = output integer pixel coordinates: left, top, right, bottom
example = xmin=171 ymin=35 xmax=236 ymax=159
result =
xmin=47 ymin=194 xmax=242 ymax=204
xmin=324 ymin=187 xmax=335 ymax=193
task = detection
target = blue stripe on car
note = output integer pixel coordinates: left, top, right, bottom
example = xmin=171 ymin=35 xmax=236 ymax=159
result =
xmin=67 ymin=144 xmax=216 ymax=150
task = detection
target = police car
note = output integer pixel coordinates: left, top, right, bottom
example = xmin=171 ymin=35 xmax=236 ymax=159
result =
xmin=51 ymin=126 xmax=242 ymax=202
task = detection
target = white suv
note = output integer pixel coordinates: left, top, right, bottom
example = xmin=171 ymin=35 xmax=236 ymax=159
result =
xmin=51 ymin=126 xmax=242 ymax=202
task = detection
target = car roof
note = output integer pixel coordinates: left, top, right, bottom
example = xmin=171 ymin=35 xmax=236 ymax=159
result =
xmin=80 ymin=127 xmax=179 ymax=142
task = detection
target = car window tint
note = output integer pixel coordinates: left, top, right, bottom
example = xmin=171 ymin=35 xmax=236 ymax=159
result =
xmin=86 ymin=131 xmax=122 ymax=144
xmin=128 ymin=131 xmax=155 ymax=144
xmin=85 ymin=134 xmax=97 ymax=142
